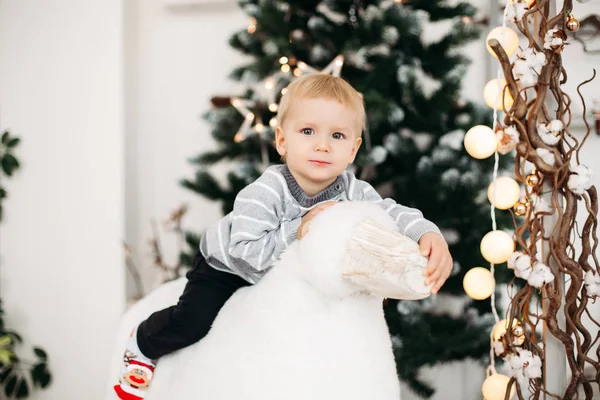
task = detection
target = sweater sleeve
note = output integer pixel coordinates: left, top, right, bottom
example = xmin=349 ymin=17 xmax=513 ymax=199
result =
xmin=227 ymin=169 xmax=302 ymax=272
xmin=346 ymin=173 xmax=441 ymax=242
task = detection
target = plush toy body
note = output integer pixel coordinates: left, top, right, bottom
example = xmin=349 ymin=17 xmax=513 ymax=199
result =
xmin=107 ymin=202 xmax=431 ymax=400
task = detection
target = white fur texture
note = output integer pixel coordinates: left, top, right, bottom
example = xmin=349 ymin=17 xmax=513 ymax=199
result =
xmin=106 ymin=202 xmax=413 ymax=400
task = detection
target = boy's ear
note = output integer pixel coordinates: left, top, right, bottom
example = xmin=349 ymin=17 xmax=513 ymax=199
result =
xmin=275 ymin=127 xmax=287 ymax=157
xmin=349 ymin=137 xmax=362 ymax=162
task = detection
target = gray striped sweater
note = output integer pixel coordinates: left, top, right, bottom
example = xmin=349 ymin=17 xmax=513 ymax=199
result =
xmin=200 ymin=164 xmax=441 ymax=284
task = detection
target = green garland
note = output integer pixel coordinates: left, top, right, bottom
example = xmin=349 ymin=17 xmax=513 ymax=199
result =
xmin=0 ymin=130 xmax=51 ymax=398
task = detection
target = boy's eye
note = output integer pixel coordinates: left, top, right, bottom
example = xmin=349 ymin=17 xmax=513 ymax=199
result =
xmin=301 ymin=128 xmax=314 ymax=135
xmin=332 ymin=132 xmax=346 ymax=140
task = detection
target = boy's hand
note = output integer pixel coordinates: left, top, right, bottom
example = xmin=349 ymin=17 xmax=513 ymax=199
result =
xmin=419 ymin=232 xmax=453 ymax=295
xmin=297 ymin=201 xmax=337 ymax=240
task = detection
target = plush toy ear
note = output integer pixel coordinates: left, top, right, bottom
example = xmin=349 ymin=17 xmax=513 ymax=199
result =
xmin=341 ymin=218 xmax=432 ymax=300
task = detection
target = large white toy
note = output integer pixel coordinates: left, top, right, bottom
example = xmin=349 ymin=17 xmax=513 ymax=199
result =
xmin=107 ymin=201 xmax=431 ymax=400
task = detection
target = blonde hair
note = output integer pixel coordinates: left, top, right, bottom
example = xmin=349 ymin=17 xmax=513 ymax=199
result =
xmin=276 ymin=74 xmax=366 ymax=135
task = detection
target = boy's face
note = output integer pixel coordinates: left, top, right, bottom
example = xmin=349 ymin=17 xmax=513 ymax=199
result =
xmin=275 ymin=97 xmax=362 ymax=191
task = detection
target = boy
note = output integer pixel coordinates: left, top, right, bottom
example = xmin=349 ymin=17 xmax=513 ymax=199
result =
xmin=114 ymin=73 xmax=453 ymax=400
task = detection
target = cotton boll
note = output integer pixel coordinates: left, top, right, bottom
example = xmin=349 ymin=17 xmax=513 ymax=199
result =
xmin=544 ymin=29 xmax=567 ymax=51
xmin=506 ymin=0 xmax=529 ymax=23
xmin=568 ymin=164 xmax=593 ymax=195
xmin=513 ymin=59 xmax=530 ymax=76
xmin=523 ymin=352 xmax=542 ymax=379
xmin=508 ymin=251 xmax=533 ymax=280
xmin=496 ymin=125 xmax=520 ymax=154
xmin=536 ymin=148 xmax=555 ymax=166
xmin=548 ymin=120 xmax=564 ymax=133
xmin=538 ymin=123 xmax=560 ymax=146
xmin=584 ymin=270 xmax=600 ymax=297
xmin=525 ymin=49 xmax=547 ymax=74
xmin=519 ymin=71 xmax=538 ymax=87
xmin=527 ymin=262 xmax=554 ymax=288
xmin=513 ymin=47 xmax=547 ymax=87
xmin=510 ymin=350 xmax=542 ymax=381
xmin=514 ymin=59 xmax=537 ymax=87
xmin=508 ymin=353 xmax=523 ymax=371
xmin=519 ymin=47 xmax=546 ymax=73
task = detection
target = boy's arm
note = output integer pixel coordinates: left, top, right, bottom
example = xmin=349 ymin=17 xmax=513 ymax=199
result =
xmin=349 ymin=175 xmax=441 ymax=242
xmin=228 ymin=174 xmax=302 ymax=272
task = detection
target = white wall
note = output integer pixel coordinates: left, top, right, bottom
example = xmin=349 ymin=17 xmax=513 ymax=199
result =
xmin=0 ymin=1 xmax=125 ymax=399
xmin=125 ymin=0 xmax=248 ymax=296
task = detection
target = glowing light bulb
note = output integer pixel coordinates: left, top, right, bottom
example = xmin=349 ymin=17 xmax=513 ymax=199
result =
xmin=484 ymin=79 xmax=514 ymax=111
xmin=482 ymin=374 xmax=515 ymax=400
xmin=486 ymin=27 xmax=520 ymax=58
xmin=463 ymin=267 xmax=495 ymax=300
xmin=464 ymin=125 xmax=496 ymax=159
xmin=481 ymin=230 xmax=514 ymax=264
xmin=487 ymin=177 xmax=521 ymax=210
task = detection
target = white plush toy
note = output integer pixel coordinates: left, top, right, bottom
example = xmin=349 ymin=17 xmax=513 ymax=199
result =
xmin=106 ymin=201 xmax=431 ymax=400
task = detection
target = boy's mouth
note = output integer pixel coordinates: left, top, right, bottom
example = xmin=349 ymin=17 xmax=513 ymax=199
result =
xmin=309 ymin=160 xmax=331 ymax=166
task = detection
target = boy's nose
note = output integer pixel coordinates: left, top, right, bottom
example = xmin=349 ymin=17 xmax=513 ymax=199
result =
xmin=314 ymin=138 xmax=331 ymax=152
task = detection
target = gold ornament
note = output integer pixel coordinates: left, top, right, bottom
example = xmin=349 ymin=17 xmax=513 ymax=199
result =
xmin=512 ymin=325 xmax=526 ymax=344
xmin=566 ymin=14 xmax=580 ymax=32
xmin=526 ymin=172 xmax=540 ymax=187
xmin=514 ymin=200 xmax=528 ymax=216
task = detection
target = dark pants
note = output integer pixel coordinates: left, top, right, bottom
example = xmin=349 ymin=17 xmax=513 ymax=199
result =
xmin=136 ymin=251 xmax=251 ymax=360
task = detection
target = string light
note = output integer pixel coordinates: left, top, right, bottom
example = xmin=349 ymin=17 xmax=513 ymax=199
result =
xmin=463 ymin=3 xmax=521 ymax=397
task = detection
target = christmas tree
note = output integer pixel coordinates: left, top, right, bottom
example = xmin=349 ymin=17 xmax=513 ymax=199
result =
xmin=180 ymin=0 xmax=514 ymax=396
